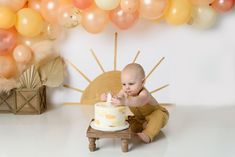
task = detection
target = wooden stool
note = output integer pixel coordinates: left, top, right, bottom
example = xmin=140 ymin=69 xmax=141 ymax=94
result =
xmin=86 ymin=120 xmax=132 ymax=152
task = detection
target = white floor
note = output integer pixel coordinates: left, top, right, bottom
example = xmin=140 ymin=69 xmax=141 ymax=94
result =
xmin=0 ymin=105 xmax=235 ymax=157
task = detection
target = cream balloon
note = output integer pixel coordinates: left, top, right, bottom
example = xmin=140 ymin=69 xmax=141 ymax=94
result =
xmin=18 ymin=35 xmax=47 ymax=48
xmin=42 ymin=23 xmax=63 ymax=40
xmin=95 ymin=0 xmax=120 ymax=10
xmin=13 ymin=44 xmax=32 ymax=64
xmin=191 ymin=6 xmax=217 ymax=29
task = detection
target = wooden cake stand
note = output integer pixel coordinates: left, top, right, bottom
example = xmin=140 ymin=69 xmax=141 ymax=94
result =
xmin=86 ymin=120 xmax=132 ymax=152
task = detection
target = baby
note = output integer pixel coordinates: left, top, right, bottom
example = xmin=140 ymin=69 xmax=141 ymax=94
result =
xmin=101 ymin=63 xmax=169 ymax=143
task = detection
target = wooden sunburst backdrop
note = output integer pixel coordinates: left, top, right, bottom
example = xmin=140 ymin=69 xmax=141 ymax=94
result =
xmin=64 ymin=33 xmax=169 ymax=105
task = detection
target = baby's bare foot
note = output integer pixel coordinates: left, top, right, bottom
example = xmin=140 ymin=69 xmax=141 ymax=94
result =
xmin=137 ymin=132 xmax=151 ymax=143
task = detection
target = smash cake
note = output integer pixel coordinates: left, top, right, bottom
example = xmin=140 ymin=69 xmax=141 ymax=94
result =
xmin=91 ymin=93 xmax=129 ymax=131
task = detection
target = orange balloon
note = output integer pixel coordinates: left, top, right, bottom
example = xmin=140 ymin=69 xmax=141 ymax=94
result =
xmin=81 ymin=5 xmax=109 ymax=33
xmin=165 ymin=0 xmax=192 ymax=25
xmin=0 ymin=55 xmax=17 ymax=78
xmin=73 ymin=0 xmax=94 ymax=10
xmin=110 ymin=7 xmax=139 ymax=29
xmin=15 ymin=8 xmax=44 ymax=37
xmin=0 ymin=0 xmax=27 ymax=11
xmin=40 ymin=0 xmax=71 ymax=24
xmin=0 ymin=6 xmax=16 ymax=29
xmin=0 ymin=28 xmax=17 ymax=55
xmin=140 ymin=0 xmax=169 ymax=20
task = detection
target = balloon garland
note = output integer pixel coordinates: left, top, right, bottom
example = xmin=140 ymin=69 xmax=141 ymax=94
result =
xmin=0 ymin=0 xmax=234 ymax=81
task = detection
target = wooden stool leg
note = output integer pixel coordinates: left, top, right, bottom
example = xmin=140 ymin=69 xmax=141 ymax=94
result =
xmin=89 ymin=138 xmax=96 ymax=152
xmin=121 ymin=138 xmax=128 ymax=152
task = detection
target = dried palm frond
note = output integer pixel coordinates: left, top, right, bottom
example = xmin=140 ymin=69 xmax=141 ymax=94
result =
xmin=39 ymin=56 xmax=65 ymax=87
xmin=0 ymin=77 xmax=18 ymax=94
xmin=18 ymin=65 xmax=42 ymax=89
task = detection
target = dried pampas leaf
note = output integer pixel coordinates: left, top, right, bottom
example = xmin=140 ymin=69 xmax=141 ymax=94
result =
xmin=18 ymin=65 xmax=42 ymax=89
xmin=0 ymin=77 xmax=18 ymax=93
xmin=39 ymin=56 xmax=65 ymax=87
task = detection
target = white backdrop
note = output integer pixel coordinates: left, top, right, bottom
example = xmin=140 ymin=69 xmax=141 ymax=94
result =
xmin=51 ymin=12 xmax=235 ymax=107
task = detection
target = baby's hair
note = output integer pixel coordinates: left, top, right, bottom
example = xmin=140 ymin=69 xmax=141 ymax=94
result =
xmin=122 ymin=63 xmax=145 ymax=79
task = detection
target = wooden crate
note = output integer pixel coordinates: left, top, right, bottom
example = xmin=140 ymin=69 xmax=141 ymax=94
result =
xmin=15 ymin=86 xmax=47 ymax=114
xmin=0 ymin=90 xmax=16 ymax=113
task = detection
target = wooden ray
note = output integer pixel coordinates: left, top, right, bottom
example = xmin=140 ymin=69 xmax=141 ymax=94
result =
xmin=65 ymin=59 xmax=91 ymax=83
xmin=114 ymin=32 xmax=118 ymax=71
xmin=90 ymin=49 xmax=105 ymax=73
xmin=145 ymin=57 xmax=165 ymax=81
xmin=132 ymin=50 xmax=140 ymax=63
xmin=150 ymin=84 xmax=169 ymax=94
xmin=63 ymin=84 xmax=84 ymax=93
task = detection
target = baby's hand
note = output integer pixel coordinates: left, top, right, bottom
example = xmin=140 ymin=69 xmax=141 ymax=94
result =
xmin=100 ymin=93 xmax=107 ymax=101
xmin=111 ymin=96 xmax=125 ymax=106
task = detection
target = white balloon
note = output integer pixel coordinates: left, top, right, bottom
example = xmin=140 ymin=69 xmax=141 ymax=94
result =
xmin=95 ymin=0 xmax=120 ymax=10
xmin=191 ymin=6 xmax=217 ymax=29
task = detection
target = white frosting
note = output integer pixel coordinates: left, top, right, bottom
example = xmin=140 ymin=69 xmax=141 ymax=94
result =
xmin=94 ymin=102 xmax=126 ymax=129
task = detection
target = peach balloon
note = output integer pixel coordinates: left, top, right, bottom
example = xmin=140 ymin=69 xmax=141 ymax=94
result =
xmin=211 ymin=0 xmax=235 ymax=12
xmin=15 ymin=8 xmax=44 ymax=37
xmin=110 ymin=7 xmax=139 ymax=29
xmin=28 ymin=0 xmax=41 ymax=12
xmin=0 ymin=6 xmax=16 ymax=29
xmin=57 ymin=5 xmax=81 ymax=28
xmin=81 ymin=5 xmax=109 ymax=33
xmin=13 ymin=44 xmax=32 ymax=64
xmin=139 ymin=0 xmax=169 ymax=20
xmin=0 ymin=55 xmax=17 ymax=78
xmin=0 ymin=28 xmax=17 ymax=55
xmin=120 ymin=0 xmax=139 ymax=13
xmin=40 ymin=0 xmax=71 ymax=24
xmin=73 ymin=0 xmax=93 ymax=10
xmin=190 ymin=0 xmax=215 ymax=5
xmin=0 ymin=0 xmax=27 ymax=11
xmin=165 ymin=0 xmax=192 ymax=25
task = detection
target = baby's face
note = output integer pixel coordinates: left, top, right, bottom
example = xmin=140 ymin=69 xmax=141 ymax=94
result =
xmin=121 ymin=71 xmax=144 ymax=96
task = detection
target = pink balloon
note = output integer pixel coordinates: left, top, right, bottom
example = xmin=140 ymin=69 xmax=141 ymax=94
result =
xmin=0 ymin=28 xmax=17 ymax=56
xmin=81 ymin=5 xmax=109 ymax=33
xmin=140 ymin=0 xmax=169 ymax=20
xmin=120 ymin=0 xmax=139 ymax=13
xmin=110 ymin=6 xmax=139 ymax=29
xmin=211 ymin=0 xmax=235 ymax=12
xmin=73 ymin=0 xmax=94 ymax=10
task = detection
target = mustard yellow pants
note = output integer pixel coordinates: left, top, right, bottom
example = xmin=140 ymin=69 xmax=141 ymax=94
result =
xmin=128 ymin=106 xmax=169 ymax=142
